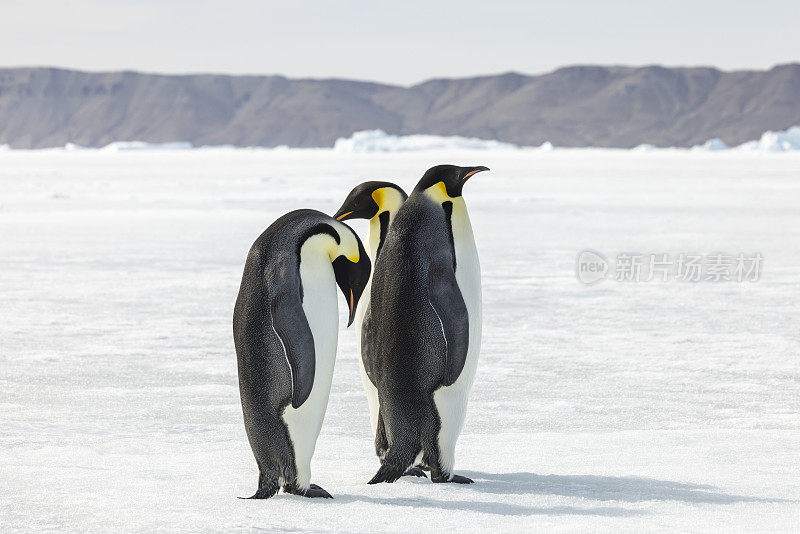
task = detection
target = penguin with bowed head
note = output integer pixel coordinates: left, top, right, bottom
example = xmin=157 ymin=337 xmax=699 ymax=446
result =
xmin=334 ymin=182 xmax=428 ymax=476
xmin=365 ymin=165 xmax=488 ymax=485
xmin=234 ymin=209 xmax=370 ymax=499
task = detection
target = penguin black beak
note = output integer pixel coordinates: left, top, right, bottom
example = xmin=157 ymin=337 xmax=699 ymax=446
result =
xmin=334 ymin=195 xmax=360 ymax=221
xmin=347 ymin=288 xmax=357 ymax=326
xmin=333 ymin=195 xmax=356 ymax=220
xmin=460 ymin=165 xmax=490 ymax=183
xmin=335 ymin=210 xmax=353 ymax=221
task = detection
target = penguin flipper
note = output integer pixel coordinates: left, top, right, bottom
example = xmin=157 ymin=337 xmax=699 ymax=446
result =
xmin=360 ymin=307 xmax=379 ymax=386
xmin=268 ymin=265 xmax=316 ymax=409
xmin=427 ymin=248 xmax=469 ymax=387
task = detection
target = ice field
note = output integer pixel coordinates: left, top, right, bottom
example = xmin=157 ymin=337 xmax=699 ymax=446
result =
xmin=1 ymin=147 xmax=799 ymax=532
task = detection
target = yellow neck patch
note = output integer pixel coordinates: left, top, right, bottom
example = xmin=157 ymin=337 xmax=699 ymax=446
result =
xmin=328 ymin=222 xmax=360 ymax=263
xmin=371 ymin=187 xmax=404 ymax=219
xmin=424 ymin=181 xmax=453 ymax=203
xmin=371 ymin=187 xmax=386 ymax=213
xmin=333 ymin=246 xmax=359 ymax=264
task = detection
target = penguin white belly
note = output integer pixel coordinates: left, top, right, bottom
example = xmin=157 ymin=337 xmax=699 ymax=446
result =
xmin=356 ymin=277 xmax=381 ymax=436
xmin=358 ymin=220 xmax=383 ymax=436
xmin=432 ymin=200 xmax=482 ymax=477
xmin=281 ymin=253 xmax=338 ymax=489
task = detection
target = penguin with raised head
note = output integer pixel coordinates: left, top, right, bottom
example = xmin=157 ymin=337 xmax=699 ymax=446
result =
xmin=333 ymin=182 xmax=407 ymax=432
xmin=365 ymin=165 xmax=488 ymax=485
xmin=234 ymin=209 xmax=370 ymax=499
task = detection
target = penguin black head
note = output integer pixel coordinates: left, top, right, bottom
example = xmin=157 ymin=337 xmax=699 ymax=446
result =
xmin=334 ymin=181 xmax=408 ymax=222
xmin=413 ymin=165 xmax=490 ymax=198
xmin=330 ymin=224 xmax=371 ymax=326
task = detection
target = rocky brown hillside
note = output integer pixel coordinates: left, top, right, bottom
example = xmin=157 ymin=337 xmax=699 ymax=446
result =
xmin=0 ymin=64 xmax=798 ymax=149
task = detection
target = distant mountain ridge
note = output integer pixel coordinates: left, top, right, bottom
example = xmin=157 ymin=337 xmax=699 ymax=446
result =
xmin=0 ymin=64 xmax=798 ymax=149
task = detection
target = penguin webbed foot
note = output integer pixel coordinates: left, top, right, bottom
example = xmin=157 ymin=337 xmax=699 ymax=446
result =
xmin=403 ymin=467 xmax=428 ymax=478
xmin=304 ymin=484 xmax=334 ymax=499
xmin=240 ymin=481 xmax=280 ymax=499
xmin=284 ymin=483 xmax=333 ymax=499
xmin=431 ymin=473 xmax=475 ymax=484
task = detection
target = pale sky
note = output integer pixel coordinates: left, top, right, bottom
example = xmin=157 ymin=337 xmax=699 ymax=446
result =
xmin=1 ymin=0 xmax=798 ymax=85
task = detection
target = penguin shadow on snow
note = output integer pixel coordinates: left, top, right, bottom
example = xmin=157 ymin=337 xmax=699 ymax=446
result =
xmin=327 ymin=471 xmax=791 ymax=518
xmin=455 ymin=471 xmax=792 ymax=505
xmin=333 ymin=491 xmax=641 ymax=517
xmin=326 ymin=474 xmax=635 ymax=518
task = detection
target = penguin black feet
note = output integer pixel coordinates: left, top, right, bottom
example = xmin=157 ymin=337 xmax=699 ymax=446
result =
xmin=241 ymin=484 xmax=280 ymax=499
xmin=403 ymin=467 xmax=428 ymax=478
xmin=239 ymin=473 xmax=280 ymax=499
xmin=370 ymin=465 xmax=427 ymax=482
xmin=305 ymin=484 xmax=334 ymax=499
xmin=284 ymin=483 xmax=333 ymax=499
xmin=431 ymin=473 xmax=475 ymax=484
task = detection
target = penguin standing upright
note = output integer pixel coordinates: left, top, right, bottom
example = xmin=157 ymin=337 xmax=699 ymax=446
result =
xmin=234 ymin=209 xmax=370 ymax=499
xmin=364 ymin=165 xmax=488 ymax=485
xmin=333 ymin=182 xmax=408 ymax=437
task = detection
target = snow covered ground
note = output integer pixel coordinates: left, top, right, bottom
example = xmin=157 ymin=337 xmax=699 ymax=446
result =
xmin=1 ymin=148 xmax=799 ymax=532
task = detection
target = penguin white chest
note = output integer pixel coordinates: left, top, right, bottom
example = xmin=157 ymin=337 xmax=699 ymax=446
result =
xmin=432 ymin=198 xmax=482 ymax=476
xmin=355 ymin=274 xmax=380 ymax=436
xmin=450 ymin=200 xmax=482 ymax=387
xmin=356 ymin=215 xmax=384 ymax=436
xmin=281 ymin=243 xmax=339 ymax=488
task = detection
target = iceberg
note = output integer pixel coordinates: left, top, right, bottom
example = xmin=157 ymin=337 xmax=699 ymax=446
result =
xmin=692 ymin=138 xmax=729 ymax=151
xmin=632 ymin=143 xmax=659 ymax=152
xmin=2 ymin=126 xmax=799 ymax=153
xmin=736 ymin=126 xmax=800 ymax=152
xmin=333 ymin=130 xmax=519 ymax=152
xmin=100 ymin=141 xmax=194 ymax=152
xmin=689 ymin=126 xmax=800 ymax=152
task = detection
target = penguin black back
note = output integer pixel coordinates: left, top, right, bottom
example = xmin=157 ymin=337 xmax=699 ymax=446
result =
xmin=363 ymin=165 xmax=487 ymax=485
xmin=363 ymin=192 xmax=469 ymax=482
xmin=234 ymin=208 xmax=370 ymax=499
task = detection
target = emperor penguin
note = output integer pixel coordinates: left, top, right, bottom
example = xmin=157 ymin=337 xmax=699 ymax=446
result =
xmin=365 ymin=164 xmax=488 ymax=485
xmin=332 ymin=183 xmax=416 ymax=466
xmin=233 ymin=209 xmax=370 ymax=499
